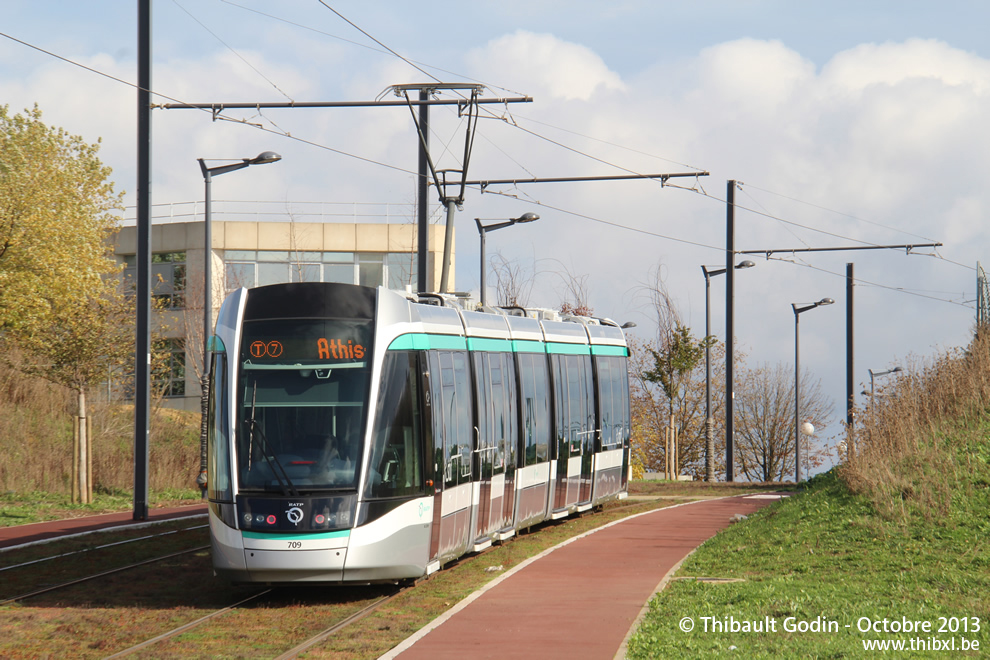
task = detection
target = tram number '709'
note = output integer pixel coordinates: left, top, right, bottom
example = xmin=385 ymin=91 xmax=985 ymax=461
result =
xmin=287 ymin=541 xmax=302 ymax=549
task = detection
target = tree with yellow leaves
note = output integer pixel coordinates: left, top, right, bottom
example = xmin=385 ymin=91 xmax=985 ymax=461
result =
xmin=0 ymin=105 xmax=127 ymax=503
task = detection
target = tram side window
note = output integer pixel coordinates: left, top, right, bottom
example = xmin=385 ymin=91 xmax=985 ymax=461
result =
xmin=428 ymin=350 xmax=473 ymax=487
xmin=596 ymin=355 xmax=631 ymax=449
xmin=615 ymin=356 xmax=631 ymax=446
xmin=553 ymin=354 xmax=594 ymax=454
xmin=474 ymin=353 xmax=493 ymax=465
xmin=552 ymin=354 xmax=567 ymax=452
xmin=597 ymin=356 xmax=613 ymax=450
xmin=366 ymin=351 xmax=424 ymax=499
xmin=207 ymin=351 xmax=232 ymax=502
xmin=492 ymin=352 xmax=517 ymax=471
xmin=450 ymin=352 xmax=473 ymax=480
xmin=518 ymin=353 xmax=550 ymax=466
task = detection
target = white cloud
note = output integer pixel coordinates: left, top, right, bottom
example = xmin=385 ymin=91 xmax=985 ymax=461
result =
xmin=466 ymin=30 xmax=626 ymax=100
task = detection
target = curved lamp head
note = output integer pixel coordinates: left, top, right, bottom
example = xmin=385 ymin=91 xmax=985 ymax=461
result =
xmin=514 ymin=212 xmax=540 ymax=224
xmin=737 ymin=260 xmax=756 ymax=269
xmin=249 ymin=151 xmax=282 ymax=165
xmin=818 ymin=297 xmax=835 ymax=306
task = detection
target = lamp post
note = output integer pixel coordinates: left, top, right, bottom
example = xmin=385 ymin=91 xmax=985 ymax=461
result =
xmin=792 ymin=297 xmax=834 ymax=483
xmin=701 ymin=260 xmax=754 ymax=482
xmin=868 ymin=366 xmax=903 ymax=399
xmin=195 ymin=150 xmax=281 ymax=497
xmin=475 ymin=212 xmax=539 ymax=306
xmin=866 ymin=366 xmax=903 ymax=418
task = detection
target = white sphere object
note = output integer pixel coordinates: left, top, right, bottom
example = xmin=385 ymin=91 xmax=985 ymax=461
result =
xmin=801 ymin=422 xmax=815 ymax=436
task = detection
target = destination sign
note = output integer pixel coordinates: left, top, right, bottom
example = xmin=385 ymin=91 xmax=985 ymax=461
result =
xmin=240 ymin=319 xmax=372 ymax=363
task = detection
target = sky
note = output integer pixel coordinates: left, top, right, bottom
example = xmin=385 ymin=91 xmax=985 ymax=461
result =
xmin=3 ymin=1 xmax=990 ymax=469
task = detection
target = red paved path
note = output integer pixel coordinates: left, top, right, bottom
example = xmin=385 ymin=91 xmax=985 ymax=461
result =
xmin=386 ymin=494 xmax=786 ymax=660
xmin=0 ymin=503 xmax=208 ymax=549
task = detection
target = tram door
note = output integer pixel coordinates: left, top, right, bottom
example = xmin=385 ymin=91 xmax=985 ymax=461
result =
xmin=427 ymin=351 xmax=474 ymax=563
xmin=553 ymin=354 xmax=595 ymax=510
xmin=472 ymin=352 xmax=517 ymax=541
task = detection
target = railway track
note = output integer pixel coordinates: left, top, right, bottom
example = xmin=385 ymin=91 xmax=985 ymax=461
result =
xmin=105 ymin=585 xmax=405 ymax=659
xmin=0 ymin=497 xmax=668 ymax=658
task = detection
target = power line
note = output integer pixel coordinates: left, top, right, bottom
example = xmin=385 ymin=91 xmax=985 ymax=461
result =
xmin=2 ymin=24 xmax=976 ymax=296
xmin=507 ymin=112 xmax=705 ymax=173
xmin=0 ymin=29 xmax=421 ymax=176
xmin=738 ymin=181 xmax=939 ymax=243
xmin=316 ymin=1 xmax=440 ymax=84
xmin=188 ymin=2 xmax=711 ymax=201
xmin=474 ymin=186 xmax=724 ymax=252
xmin=171 ymin=0 xmax=294 ymax=102
xmin=760 ymin=256 xmax=973 ymax=308
xmin=218 ymin=0 xmax=527 ymax=96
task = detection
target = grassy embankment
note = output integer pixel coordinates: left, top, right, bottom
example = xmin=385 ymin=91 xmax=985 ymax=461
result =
xmin=627 ymin=334 xmax=990 ymax=658
xmin=0 ymin=365 xmax=201 ymax=525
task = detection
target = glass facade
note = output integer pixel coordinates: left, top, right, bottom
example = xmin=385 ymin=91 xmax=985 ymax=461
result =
xmin=223 ymin=250 xmax=418 ymax=293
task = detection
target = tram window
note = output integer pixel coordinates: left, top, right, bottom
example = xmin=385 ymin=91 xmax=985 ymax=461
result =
xmin=207 ymin=352 xmax=232 ymax=502
xmin=474 ymin=353 xmax=493 ymax=464
xmin=451 ymin=351 xmax=473 ymax=479
xmin=427 ymin=351 xmax=446 ymax=482
xmin=491 ymin=355 xmax=506 ymax=469
xmin=533 ymin=355 xmax=549 ymax=461
xmin=552 ymin=354 xmax=594 ymax=454
xmin=552 ymin=355 xmax=567 ymax=451
xmin=366 ymin=351 xmax=424 ymax=499
xmin=492 ymin=352 xmax=517 ymax=471
xmin=431 ymin=350 xmax=473 ymax=487
xmin=597 ymin=356 xmax=613 ymax=449
xmin=615 ymin=356 xmax=631 ymax=445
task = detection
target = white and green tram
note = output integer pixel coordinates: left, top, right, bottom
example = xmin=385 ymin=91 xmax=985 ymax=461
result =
xmin=206 ymin=282 xmax=631 ymax=584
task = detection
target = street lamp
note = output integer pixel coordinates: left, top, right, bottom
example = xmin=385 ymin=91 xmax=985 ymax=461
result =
xmin=868 ymin=366 xmax=903 ymax=398
xmin=701 ymin=260 xmax=754 ymax=482
xmin=792 ymin=297 xmax=834 ymax=483
xmin=195 ymin=150 xmax=281 ymax=496
xmin=475 ymin=212 xmax=540 ymax=306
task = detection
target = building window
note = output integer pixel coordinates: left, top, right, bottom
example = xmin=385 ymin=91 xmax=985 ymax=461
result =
xmin=122 ymin=252 xmax=187 ymax=309
xmin=223 ymin=250 xmax=417 ymax=292
xmin=153 ymin=338 xmax=186 ymax=397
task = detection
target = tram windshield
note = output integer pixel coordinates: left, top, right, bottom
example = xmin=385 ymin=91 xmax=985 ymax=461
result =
xmin=235 ymin=318 xmax=372 ymax=494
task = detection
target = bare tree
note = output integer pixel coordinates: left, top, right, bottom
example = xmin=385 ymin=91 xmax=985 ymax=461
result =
xmin=550 ymin=262 xmax=594 ymax=317
xmin=490 ymin=250 xmax=536 ymax=308
xmin=734 ymin=362 xmax=834 ymax=481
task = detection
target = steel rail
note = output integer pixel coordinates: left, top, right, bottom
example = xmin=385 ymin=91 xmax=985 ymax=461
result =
xmin=0 ymin=545 xmax=209 ymax=606
xmin=0 ymin=524 xmax=207 ymax=573
xmin=104 ymin=589 xmax=273 ymax=659
xmin=274 ymin=589 xmax=405 ymax=660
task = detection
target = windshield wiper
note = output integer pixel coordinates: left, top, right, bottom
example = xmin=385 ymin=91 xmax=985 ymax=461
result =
xmin=246 ymin=379 xmax=299 ymax=498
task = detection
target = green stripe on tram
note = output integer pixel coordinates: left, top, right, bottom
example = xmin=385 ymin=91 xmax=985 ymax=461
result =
xmin=466 ymin=337 xmax=513 ymax=352
xmin=546 ymin=341 xmax=591 ymax=355
xmin=387 ymin=333 xmax=467 ymax=351
xmin=387 ymin=333 xmax=626 ymax=357
xmin=591 ymin=344 xmax=629 ymax=357
xmin=243 ymin=530 xmax=350 ymax=540
xmin=511 ymin=339 xmax=546 ymax=353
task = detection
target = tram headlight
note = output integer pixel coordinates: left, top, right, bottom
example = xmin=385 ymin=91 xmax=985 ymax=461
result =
xmin=243 ymin=513 xmax=253 ymax=525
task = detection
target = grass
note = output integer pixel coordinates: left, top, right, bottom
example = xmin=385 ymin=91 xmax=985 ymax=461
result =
xmin=627 ymin=470 xmax=989 ymax=657
xmin=629 ymin=480 xmax=788 ymax=497
xmin=626 ymin=332 xmax=990 ymax=658
xmin=0 ymin=360 xmax=203 ymax=498
xmin=0 ymin=488 xmax=202 ymax=527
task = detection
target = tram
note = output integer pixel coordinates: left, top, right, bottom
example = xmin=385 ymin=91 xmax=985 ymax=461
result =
xmin=206 ymin=282 xmax=631 ymax=584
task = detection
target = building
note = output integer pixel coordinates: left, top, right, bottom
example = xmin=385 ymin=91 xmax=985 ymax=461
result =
xmin=113 ymin=209 xmax=452 ymax=411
